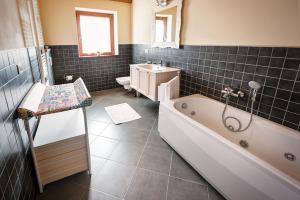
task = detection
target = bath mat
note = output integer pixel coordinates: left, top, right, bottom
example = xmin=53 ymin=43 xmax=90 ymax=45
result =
xmin=104 ymin=103 xmax=141 ymax=124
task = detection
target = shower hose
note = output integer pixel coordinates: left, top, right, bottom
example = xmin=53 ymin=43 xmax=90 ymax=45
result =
xmin=222 ymin=94 xmax=255 ymax=132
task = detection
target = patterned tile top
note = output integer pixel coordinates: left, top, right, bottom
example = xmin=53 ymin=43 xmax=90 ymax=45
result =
xmin=18 ymin=78 xmax=92 ymax=119
xmin=36 ymin=83 xmax=78 ymax=115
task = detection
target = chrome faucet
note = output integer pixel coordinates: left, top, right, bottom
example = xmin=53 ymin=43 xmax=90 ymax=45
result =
xmin=221 ymin=87 xmax=244 ymax=98
xmin=153 ymin=60 xmax=163 ymax=66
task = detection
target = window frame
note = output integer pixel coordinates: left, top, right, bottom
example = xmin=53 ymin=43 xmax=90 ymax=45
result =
xmin=75 ymin=10 xmax=115 ymax=57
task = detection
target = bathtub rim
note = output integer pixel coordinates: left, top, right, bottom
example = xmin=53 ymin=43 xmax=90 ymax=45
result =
xmin=172 ymin=94 xmax=300 ymax=139
xmin=160 ymin=94 xmax=300 ymax=193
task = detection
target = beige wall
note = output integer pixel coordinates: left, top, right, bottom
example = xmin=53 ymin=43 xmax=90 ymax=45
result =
xmin=39 ymin=0 xmax=132 ymax=45
xmin=132 ymin=0 xmax=300 ymax=46
xmin=0 ymin=0 xmax=24 ymax=50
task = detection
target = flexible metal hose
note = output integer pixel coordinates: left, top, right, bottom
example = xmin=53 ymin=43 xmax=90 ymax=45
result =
xmin=222 ymin=94 xmax=254 ymax=132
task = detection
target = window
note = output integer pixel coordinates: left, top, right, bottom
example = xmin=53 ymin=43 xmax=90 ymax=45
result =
xmin=76 ymin=10 xmax=116 ymax=57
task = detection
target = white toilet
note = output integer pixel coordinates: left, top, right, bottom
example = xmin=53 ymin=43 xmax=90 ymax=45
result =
xmin=116 ymin=76 xmax=131 ymax=90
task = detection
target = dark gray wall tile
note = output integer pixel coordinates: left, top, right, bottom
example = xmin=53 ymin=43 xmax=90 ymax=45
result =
xmin=132 ymin=44 xmax=300 ymax=131
xmin=0 ymin=47 xmax=39 ymax=200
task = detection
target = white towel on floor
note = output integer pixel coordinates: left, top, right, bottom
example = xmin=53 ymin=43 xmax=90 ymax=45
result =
xmin=104 ymin=103 xmax=141 ymax=124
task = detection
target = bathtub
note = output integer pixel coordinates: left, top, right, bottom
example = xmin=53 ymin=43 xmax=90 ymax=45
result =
xmin=158 ymin=94 xmax=300 ymax=200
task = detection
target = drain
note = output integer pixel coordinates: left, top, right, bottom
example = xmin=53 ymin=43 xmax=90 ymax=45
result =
xmin=284 ymin=153 xmax=296 ymax=161
xmin=181 ymin=103 xmax=187 ymax=109
xmin=227 ymin=125 xmax=234 ymax=131
xmin=239 ymin=140 xmax=249 ymax=148
xmin=191 ymin=111 xmax=196 ymax=115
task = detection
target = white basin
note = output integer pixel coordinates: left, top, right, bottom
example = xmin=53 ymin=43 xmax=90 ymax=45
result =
xmin=138 ymin=64 xmax=166 ymax=71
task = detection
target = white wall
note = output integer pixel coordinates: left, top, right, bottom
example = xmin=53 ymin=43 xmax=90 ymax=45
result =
xmin=0 ymin=0 xmax=24 ymax=50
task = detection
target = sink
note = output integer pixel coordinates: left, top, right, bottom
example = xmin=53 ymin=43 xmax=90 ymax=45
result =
xmin=138 ymin=64 xmax=166 ymax=71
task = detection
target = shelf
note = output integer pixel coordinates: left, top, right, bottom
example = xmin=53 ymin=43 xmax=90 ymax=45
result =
xmin=34 ymin=108 xmax=85 ymax=147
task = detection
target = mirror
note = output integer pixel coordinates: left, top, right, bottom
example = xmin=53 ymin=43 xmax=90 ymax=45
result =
xmin=152 ymin=0 xmax=183 ymax=48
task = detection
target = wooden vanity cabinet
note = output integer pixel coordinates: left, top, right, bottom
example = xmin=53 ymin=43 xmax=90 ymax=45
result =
xmin=130 ymin=64 xmax=180 ymax=101
xmin=130 ymin=67 xmax=139 ymax=89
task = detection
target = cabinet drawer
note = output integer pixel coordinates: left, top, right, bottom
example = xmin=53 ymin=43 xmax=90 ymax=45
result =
xmin=38 ymin=148 xmax=88 ymax=185
xmin=35 ymin=135 xmax=86 ymax=161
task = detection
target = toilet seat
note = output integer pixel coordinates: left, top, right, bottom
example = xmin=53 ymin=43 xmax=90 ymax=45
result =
xmin=116 ymin=76 xmax=131 ymax=90
xmin=116 ymin=76 xmax=130 ymax=85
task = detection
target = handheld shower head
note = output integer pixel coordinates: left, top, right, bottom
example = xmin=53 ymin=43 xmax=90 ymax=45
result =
xmin=248 ymin=81 xmax=261 ymax=90
xmin=248 ymin=81 xmax=261 ymax=102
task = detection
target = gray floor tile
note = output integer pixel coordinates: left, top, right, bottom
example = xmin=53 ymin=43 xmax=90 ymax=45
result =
xmin=87 ymin=107 xmax=112 ymax=123
xmin=147 ymin=131 xmax=171 ymax=150
xmin=139 ymin=145 xmax=172 ymax=174
xmin=167 ymin=177 xmax=208 ymax=200
xmin=67 ymin=157 xmax=107 ymax=186
xmin=119 ymin=116 xmax=156 ymax=131
xmin=38 ymin=88 xmax=225 ymax=200
xmin=137 ymin=103 xmax=159 ymax=119
xmin=125 ymin=168 xmax=168 ymax=200
xmin=91 ymin=137 xmax=119 ymax=158
xmin=90 ymin=160 xmax=135 ymax=198
xmin=109 ymin=141 xmax=145 ymax=165
xmin=127 ymin=101 xmax=147 ymax=112
xmin=208 ymin=185 xmax=226 ymax=200
xmin=88 ymin=120 xmax=109 ymax=136
xmin=101 ymin=124 xmax=149 ymax=145
xmin=151 ymin=119 xmax=158 ymax=132
xmin=170 ymin=152 xmax=206 ymax=184
xmin=37 ymin=179 xmax=86 ymax=200
xmin=82 ymin=189 xmax=120 ymax=200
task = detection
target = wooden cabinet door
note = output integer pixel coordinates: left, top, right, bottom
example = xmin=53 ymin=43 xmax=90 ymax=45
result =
xmin=148 ymin=73 xmax=157 ymax=101
xmin=139 ymin=70 xmax=150 ymax=95
xmin=130 ymin=67 xmax=139 ymax=89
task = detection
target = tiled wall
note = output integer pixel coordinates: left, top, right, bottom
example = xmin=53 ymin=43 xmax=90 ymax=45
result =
xmin=132 ymin=44 xmax=300 ymax=131
xmin=50 ymin=44 xmax=132 ymax=91
xmin=0 ymin=47 xmax=40 ymax=200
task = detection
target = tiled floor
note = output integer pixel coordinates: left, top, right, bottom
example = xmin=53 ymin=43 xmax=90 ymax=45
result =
xmin=36 ymin=88 xmax=225 ymax=200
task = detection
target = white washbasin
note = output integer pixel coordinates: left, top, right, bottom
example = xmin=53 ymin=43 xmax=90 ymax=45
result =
xmin=138 ymin=64 xmax=166 ymax=71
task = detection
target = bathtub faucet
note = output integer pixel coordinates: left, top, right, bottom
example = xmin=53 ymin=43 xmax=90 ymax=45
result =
xmin=221 ymin=87 xmax=244 ymax=98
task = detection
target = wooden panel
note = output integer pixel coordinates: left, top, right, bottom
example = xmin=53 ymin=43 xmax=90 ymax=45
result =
xmin=38 ymin=148 xmax=88 ymax=185
xmin=35 ymin=135 xmax=86 ymax=161
xmin=110 ymin=0 xmax=132 ymax=3
xmin=42 ymin=164 xmax=88 ymax=185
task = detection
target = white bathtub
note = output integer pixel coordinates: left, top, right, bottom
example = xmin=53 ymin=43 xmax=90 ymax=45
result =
xmin=158 ymin=94 xmax=300 ymax=200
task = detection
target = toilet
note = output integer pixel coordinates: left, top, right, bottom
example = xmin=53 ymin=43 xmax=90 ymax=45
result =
xmin=116 ymin=76 xmax=131 ymax=90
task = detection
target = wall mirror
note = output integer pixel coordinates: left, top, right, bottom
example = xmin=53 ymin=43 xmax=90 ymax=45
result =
xmin=152 ymin=0 xmax=183 ymax=48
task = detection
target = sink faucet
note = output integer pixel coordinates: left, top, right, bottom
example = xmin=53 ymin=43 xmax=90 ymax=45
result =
xmin=153 ymin=60 xmax=163 ymax=66
xmin=221 ymin=87 xmax=244 ymax=98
